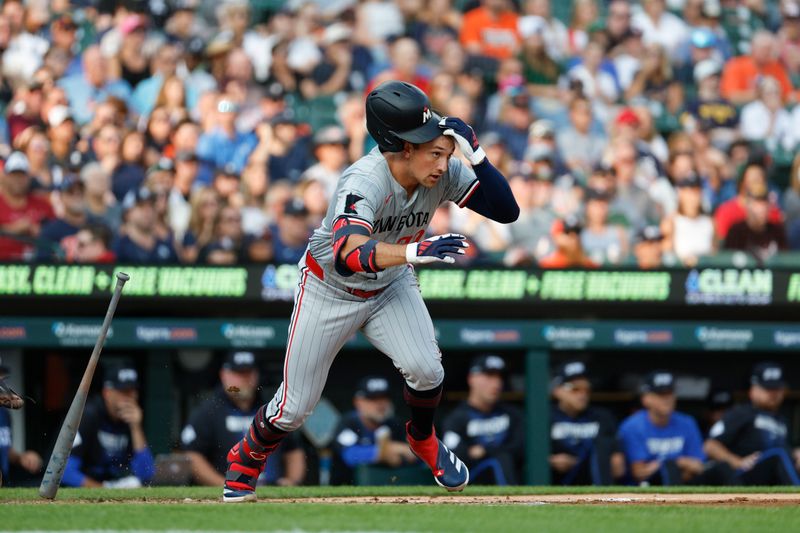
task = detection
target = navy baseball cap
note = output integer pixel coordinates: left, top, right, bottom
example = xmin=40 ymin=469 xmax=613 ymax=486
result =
xmin=751 ymin=362 xmax=786 ymax=389
xmin=636 ymin=225 xmax=665 ymax=244
xmin=103 ymin=361 xmax=139 ymax=390
xmin=552 ymin=360 xmax=588 ymax=387
xmin=640 ymin=370 xmax=675 ymax=394
xmin=469 ymin=354 xmax=506 ymax=375
xmin=283 ymin=198 xmax=309 ymax=217
xmin=708 ymin=389 xmax=733 ymax=409
xmin=355 ymin=376 xmax=390 ymax=399
xmin=222 ymin=351 xmax=258 ymax=372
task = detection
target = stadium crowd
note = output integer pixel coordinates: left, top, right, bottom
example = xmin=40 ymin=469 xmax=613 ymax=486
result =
xmin=2 ymin=0 xmax=800 ymax=267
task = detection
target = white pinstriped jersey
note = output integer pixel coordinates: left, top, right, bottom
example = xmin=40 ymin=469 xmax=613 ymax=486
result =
xmin=307 ymin=146 xmax=479 ymax=291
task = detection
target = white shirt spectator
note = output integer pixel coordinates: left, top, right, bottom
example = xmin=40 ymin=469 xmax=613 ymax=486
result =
xmin=631 ymin=10 xmax=689 ymax=57
xmin=740 ymin=100 xmax=793 ymax=151
xmin=673 ymin=213 xmax=715 ymax=263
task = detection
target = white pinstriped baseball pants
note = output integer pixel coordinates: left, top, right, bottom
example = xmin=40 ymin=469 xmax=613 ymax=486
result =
xmin=264 ymin=258 xmax=444 ymax=432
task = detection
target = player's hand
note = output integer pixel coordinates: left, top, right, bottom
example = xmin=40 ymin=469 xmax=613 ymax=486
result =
xmin=19 ymin=451 xmax=42 ymax=473
xmin=737 ymin=452 xmax=761 ymax=471
xmin=549 ymin=453 xmax=578 ymax=473
xmin=117 ymin=400 xmax=143 ymax=426
xmin=439 ymin=116 xmax=486 ymax=166
xmin=468 ymin=445 xmax=486 ymax=460
xmin=405 ymin=233 xmax=468 ymax=265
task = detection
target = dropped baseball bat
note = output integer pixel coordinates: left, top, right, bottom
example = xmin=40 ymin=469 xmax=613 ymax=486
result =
xmin=39 ymin=272 xmax=130 ymax=499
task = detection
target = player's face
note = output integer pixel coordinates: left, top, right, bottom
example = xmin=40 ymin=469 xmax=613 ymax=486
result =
xmin=557 ymin=378 xmax=591 ymax=412
xmin=103 ymin=387 xmax=139 ymax=419
xmin=407 ymin=137 xmax=455 ymax=189
xmin=355 ymin=396 xmax=393 ymax=425
xmin=750 ymin=385 xmax=785 ymax=412
xmin=470 ymin=372 xmax=503 ymax=405
xmin=221 ymin=368 xmax=259 ymax=402
xmin=643 ymin=391 xmax=676 ymax=418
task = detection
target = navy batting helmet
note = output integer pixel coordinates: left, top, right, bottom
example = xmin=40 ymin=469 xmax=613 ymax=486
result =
xmin=366 ymin=81 xmax=442 ymax=152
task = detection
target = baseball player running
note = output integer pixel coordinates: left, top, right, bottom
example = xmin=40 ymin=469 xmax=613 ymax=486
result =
xmin=223 ymin=80 xmax=519 ymax=502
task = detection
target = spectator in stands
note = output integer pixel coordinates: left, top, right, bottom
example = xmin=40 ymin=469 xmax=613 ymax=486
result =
xmin=45 ymin=104 xmax=78 ymax=183
xmin=662 ymin=174 xmax=715 ymax=266
xmin=604 ymin=0 xmax=634 ymax=54
xmin=632 ymin=225 xmax=667 ymax=269
xmin=301 ymin=126 xmax=349 ymax=200
xmin=493 ymin=87 xmax=534 ymax=162
xmin=271 ymin=198 xmax=312 ymax=265
xmin=681 ymin=59 xmax=738 ymax=149
xmin=739 ymin=76 xmax=793 ymax=151
xmin=566 ymin=0 xmax=599 ymax=57
xmin=178 ymin=188 xmax=221 ymax=264
xmin=16 ymin=127 xmax=51 ymax=191
xmin=0 ymin=359 xmax=42 ymax=487
xmin=107 ymin=14 xmax=150 ymax=92
xmin=724 ymin=185 xmax=787 ymax=264
xmin=196 ymin=96 xmax=254 ymax=176
xmin=38 ymin=175 xmax=90 ymax=260
xmin=0 ymin=151 xmax=54 ymax=261
xmin=331 ymin=375 xmax=415 ymax=485
xmin=705 ymin=362 xmax=800 ymax=485
xmin=581 ymin=187 xmax=628 ymax=265
xmin=168 ymin=151 xmax=201 ymax=242
xmin=549 ymin=360 xmax=623 ymax=485
xmin=62 ymin=361 xmax=155 ymax=488
xmin=441 ymin=355 xmax=524 ymax=485
xmin=199 ymin=204 xmax=269 ymax=265
xmin=181 ymin=351 xmax=305 ymax=487
xmin=7 ymin=80 xmax=44 ymax=145
xmin=566 ymin=41 xmax=619 ymax=124
xmin=518 ymin=16 xmax=562 ymax=100
xmin=632 ymin=0 xmax=689 ymax=57
xmin=539 ymin=215 xmax=598 ymax=268
xmin=521 ymin=0 xmax=568 ymax=60
xmin=81 ymin=162 xmax=121 ymax=234
xmin=459 ymin=0 xmax=520 ymax=61
xmin=556 ymin=96 xmax=606 ymax=179
xmin=618 ymin=371 xmax=735 ymax=485
xmin=624 ymin=42 xmax=672 ymax=106
xmin=115 ymin=187 xmax=178 ymax=264
xmin=58 ymin=45 xmax=132 ymax=125
xmin=72 ymin=223 xmax=115 ymax=264
xmin=715 ymin=163 xmax=783 ymax=241
xmin=608 ymin=138 xmax=660 ymax=230
xmin=720 ymin=31 xmax=793 ymax=105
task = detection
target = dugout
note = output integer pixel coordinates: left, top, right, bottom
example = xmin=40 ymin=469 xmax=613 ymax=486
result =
xmin=2 ymin=263 xmax=800 ymax=485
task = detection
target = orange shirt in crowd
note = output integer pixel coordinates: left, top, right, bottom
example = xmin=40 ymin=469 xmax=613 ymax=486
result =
xmin=538 ymin=252 xmax=598 ymax=269
xmin=459 ymin=7 xmax=520 ymax=60
xmin=720 ymin=56 xmax=794 ymax=102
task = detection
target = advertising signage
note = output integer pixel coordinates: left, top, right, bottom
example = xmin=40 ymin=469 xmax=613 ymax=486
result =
xmin=0 ymin=264 xmax=798 ymax=305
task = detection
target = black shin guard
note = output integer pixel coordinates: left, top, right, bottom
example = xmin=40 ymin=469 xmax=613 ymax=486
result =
xmin=404 ymin=383 xmax=443 ymax=440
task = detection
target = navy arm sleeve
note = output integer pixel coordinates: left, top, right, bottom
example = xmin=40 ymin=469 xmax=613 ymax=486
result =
xmin=464 ymin=160 xmax=520 ymax=224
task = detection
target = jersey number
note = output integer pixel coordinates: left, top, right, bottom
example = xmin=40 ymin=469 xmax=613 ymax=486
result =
xmin=396 ymin=230 xmax=425 ymax=245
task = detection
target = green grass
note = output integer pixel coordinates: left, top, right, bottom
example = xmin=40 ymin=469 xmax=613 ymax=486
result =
xmin=2 ymin=503 xmax=800 ymax=532
xmin=2 ymin=485 xmax=800 ymax=501
xmin=2 ymin=487 xmax=800 ymax=532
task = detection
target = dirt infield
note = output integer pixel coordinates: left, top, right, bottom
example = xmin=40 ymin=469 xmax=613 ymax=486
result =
xmin=6 ymin=493 xmax=795 ymax=506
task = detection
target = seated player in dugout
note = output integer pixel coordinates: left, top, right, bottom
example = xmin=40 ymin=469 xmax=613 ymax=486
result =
xmin=1 ymin=359 xmax=42 ymax=487
xmin=705 ymin=362 xmax=800 ymax=485
xmin=181 ymin=351 xmax=305 ymax=486
xmin=62 ymin=360 xmax=155 ymax=488
xmin=549 ymin=361 xmax=624 ymax=485
xmin=441 ymin=355 xmax=524 ymax=485
xmin=617 ymin=371 xmax=735 ymax=486
xmin=331 ymin=375 xmax=416 ymax=485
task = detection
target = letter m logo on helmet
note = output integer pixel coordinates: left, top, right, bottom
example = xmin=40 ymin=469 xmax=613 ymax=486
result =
xmin=366 ymin=80 xmax=442 ymax=152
